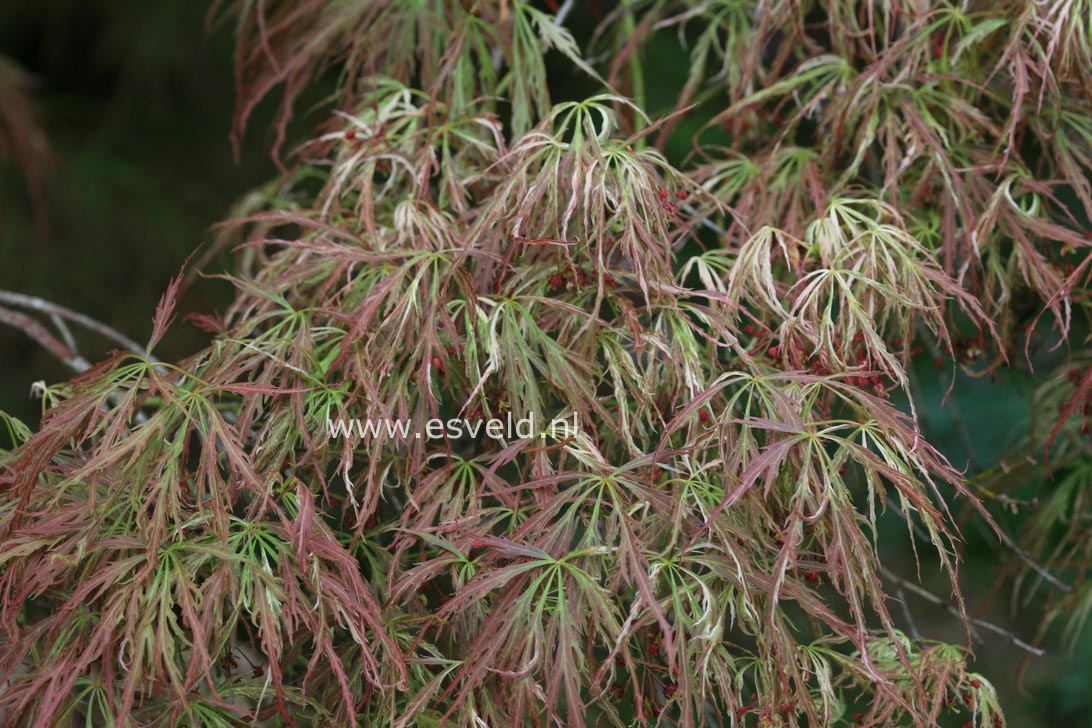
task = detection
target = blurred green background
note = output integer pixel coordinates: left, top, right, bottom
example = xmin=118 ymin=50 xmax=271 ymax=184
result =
xmin=0 ymin=2 xmax=1089 ymax=725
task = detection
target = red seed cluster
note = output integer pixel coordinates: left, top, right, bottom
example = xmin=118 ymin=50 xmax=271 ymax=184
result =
xmin=655 ymin=186 xmax=688 ymax=215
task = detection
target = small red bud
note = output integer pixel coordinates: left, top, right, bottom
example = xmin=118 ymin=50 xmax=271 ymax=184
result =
xmin=431 ymin=356 xmax=443 ymax=371
xmin=675 ymin=189 xmax=688 ymax=200
xmin=768 ymin=345 xmax=780 ymax=358
xmin=345 ymin=129 xmax=358 ymax=140
xmin=699 ymin=409 xmax=710 ymax=423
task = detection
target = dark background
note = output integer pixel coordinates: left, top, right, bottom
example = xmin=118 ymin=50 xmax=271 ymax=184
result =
xmin=0 ymin=0 xmax=284 ymax=426
xmin=0 ymin=2 xmax=1088 ymax=725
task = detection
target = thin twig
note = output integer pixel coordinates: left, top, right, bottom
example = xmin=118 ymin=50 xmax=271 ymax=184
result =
xmin=50 ymin=311 xmax=77 ymax=352
xmin=901 ymin=340 xmax=1071 ymax=605
xmin=0 ymin=304 xmax=90 ymax=373
xmin=554 ymin=0 xmax=576 ymax=25
xmin=879 ymin=565 xmax=1045 ymax=657
xmin=0 ymin=290 xmax=151 ymax=359
xmin=0 ymin=291 xmax=158 ymax=424
xmin=886 ymin=497 xmax=935 ymax=545
xmin=492 ymin=0 xmax=576 ymax=69
xmin=913 ymin=327 xmax=979 ymax=468
xmin=888 ymin=497 xmax=1070 ymax=595
xmin=680 ymin=202 xmax=727 ymax=237
xmin=894 ymin=585 xmax=922 ymax=640
xmin=977 ymin=517 xmax=1073 ymax=594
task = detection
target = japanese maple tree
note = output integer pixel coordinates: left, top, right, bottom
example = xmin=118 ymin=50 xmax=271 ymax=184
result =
xmin=3 ymin=1 xmax=1092 ymax=727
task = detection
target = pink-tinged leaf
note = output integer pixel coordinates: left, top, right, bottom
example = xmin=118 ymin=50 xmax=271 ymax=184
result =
xmin=217 ymin=382 xmax=315 ymax=396
xmin=148 ymin=271 xmax=184 ymax=352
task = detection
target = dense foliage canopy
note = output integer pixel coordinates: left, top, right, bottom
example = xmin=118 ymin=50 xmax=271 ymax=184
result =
xmin=3 ymin=1 xmax=1092 ymax=726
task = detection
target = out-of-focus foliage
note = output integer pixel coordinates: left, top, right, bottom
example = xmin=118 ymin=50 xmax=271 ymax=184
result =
xmin=0 ymin=54 xmax=53 ymax=236
xmin=1 ymin=1 xmax=1092 ymax=727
